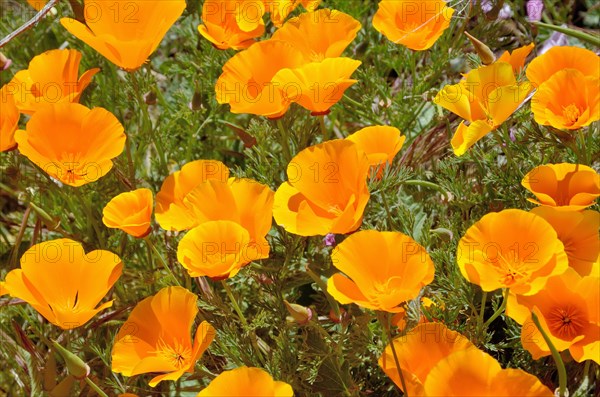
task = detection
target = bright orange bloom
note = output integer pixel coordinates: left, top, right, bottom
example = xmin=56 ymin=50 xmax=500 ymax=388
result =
xmin=2 ymin=239 xmax=122 ymax=329
xmin=61 ymin=0 xmax=186 ymax=71
xmin=0 ymin=86 xmax=19 ymax=152
xmin=328 ymin=230 xmax=434 ymax=312
xmin=198 ymin=0 xmax=265 ymax=50
xmin=531 ymin=69 xmax=599 ymax=130
xmin=496 ymin=43 xmax=535 ymax=75
xmin=14 ymin=103 xmax=126 ymax=187
xmin=507 ymin=268 xmax=600 ymax=364
xmin=7 ymin=49 xmax=99 ymax=114
xmin=434 ymin=62 xmax=533 ymax=156
xmin=155 ymin=160 xmax=230 ymax=231
xmin=111 ymin=286 xmax=215 ymax=387
xmin=379 ymin=322 xmax=552 ymax=396
xmin=457 ymin=209 xmax=568 ymax=295
xmin=373 ymin=0 xmax=454 ymax=51
xmin=273 ymin=139 xmax=370 ymax=236
xmin=526 ymin=46 xmax=600 ymax=89
xmin=521 ymin=163 xmax=600 ymax=211
xmin=197 ymin=366 xmax=293 ymax=396
xmin=26 ymin=0 xmax=47 ymax=10
xmin=346 ymin=126 xmax=405 ymax=178
xmin=102 ymin=188 xmax=154 ymax=238
xmin=264 ymin=0 xmax=320 ymax=27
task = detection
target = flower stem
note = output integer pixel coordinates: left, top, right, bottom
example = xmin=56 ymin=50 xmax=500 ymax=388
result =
xmin=531 ymin=311 xmax=568 ymax=397
xmin=276 ymin=119 xmax=292 ymax=162
xmin=84 ymin=377 xmax=109 ymax=397
xmin=144 ymin=237 xmax=180 ymax=286
xmin=319 ymin=115 xmax=329 ymax=140
xmin=377 ymin=311 xmax=409 ymax=396
xmin=305 ymin=266 xmax=341 ymax=321
xmin=483 ymin=288 xmax=508 ymax=328
xmin=221 ymin=280 xmax=247 ymax=327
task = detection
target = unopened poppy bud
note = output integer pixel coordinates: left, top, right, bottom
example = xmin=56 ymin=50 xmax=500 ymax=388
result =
xmin=284 ymin=300 xmax=312 ymax=325
xmin=0 ymin=52 xmax=12 ymax=71
xmin=51 ymin=340 xmax=90 ymax=380
xmin=29 ymin=202 xmax=60 ymax=230
xmin=144 ymin=90 xmax=157 ymax=105
xmin=464 ymin=32 xmax=495 ymax=65
xmin=190 ymin=81 xmax=203 ymax=111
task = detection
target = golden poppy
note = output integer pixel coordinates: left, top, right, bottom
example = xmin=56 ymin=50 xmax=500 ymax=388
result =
xmin=328 ymin=230 xmax=434 ymax=312
xmin=273 ymin=139 xmax=370 ymax=236
xmin=198 ymin=0 xmax=265 ymax=50
xmin=457 ymin=209 xmax=568 ymax=295
xmin=111 ymin=286 xmax=215 ymax=387
xmin=345 ymin=125 xmax=406 ymax=178
xmin=102 ymin=188 xmax=154 ymax=238
xmin=496 ymin=43 xmax=535 ymax=75
xmin=530 ymin=69 xmax=599 ymax=130
xmin=0 ymin=86 xmax=19 ymax=152
xmin=14 ymin=102 xmax=126 ymax=187
xmin=197 ymin=366 xmax=293 ymax=396
xmin=373 ymin=0 xmax=454 ymax=51
xmin=379 ymin=322 xmax=552 ymax=396
xmin=155 ymin=160 xmax=230 ymax=231
xmin=26 ymin=0 xmax=47 ymax=11
xmin=506 ymin=268 xmax=600 ymax=364
xmin=61 ymin=0 xmax=186 ymax=71
xmin=526 ymin=46 xmax=600 ymax=89
xmin=521 ymin=163 xmax=600 ymax=211
xmin=264 ymin=0 xmax=321 ymax=27
xmin=2 ymin=239 xmax=122 ymax=329
xmin=7 ymin=49 xmax=99 ymax=114
xmin=434 ymin=62 xmax=533 ymax=156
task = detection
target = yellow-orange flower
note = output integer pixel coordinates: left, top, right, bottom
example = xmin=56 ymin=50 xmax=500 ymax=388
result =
xmin=526 ymin=46 xmax=600 ymax=89
xmin=0 ymin=86 xmax=19 ymax=152
xmin=102 ymin=188 xmax=154 ymax=238
xmin=496 ymin=43 xmax=535 ymax=75
xmin=373 ymin=0 xmax=454 ymax=51
xmin=273 ymin=139 xmax=370 ymax=236
xmin=7 ymin=49 xmax=99 ymax=114
xmin=61 ymin=0 xmax=186 ymax=71
xmin=521 ymin=163 xmax=600 ymax=211
xmin=26 ymin=0 xmax=47 ymax=10
xmin=379 ymin=322 xmax=552 ymax=396
xmin=111 ymin=286 xmax=215 ymax=387
xmin=264 ymin=0 xmax=320 ymax=27
xmin=14 ymin=102 xmax=126 ymax=187
xmin=155 ymin=160 xmax=230 ymax=231
xmin=434 ymin=62 xmax=533 ymax=156
xmin=198 ymin=0 xmax=265 ymax=50
xmin=506 ymin=268 xmax=600 ymax=364
xmin=328 ymin=230 xmax=434 ymax=312
xmin=346 ymin=125 xmax=405 ymax=178
xmin=2 ymin=239 xmax=122 ymax=329
xmin=457 ymin=209 xmax=568 ymax=295
xmin=197 ymin=366 xmax=293 ymax=396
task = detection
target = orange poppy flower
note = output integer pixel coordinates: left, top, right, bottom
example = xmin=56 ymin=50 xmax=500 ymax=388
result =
xmin=2 ymin=239 xmax=122 ymax=329
xmin=111 ymin=286 xmax=215 ymax=387
xmin=373 ymin=0 xmax=454 ymax=51
xmin=7 ymin=49 xmax=99 ymax=114
xmin=530 ymin=69 xmax=599 ymax=130
xmin=434 ymin=62 xmax=533 ymax=156
xmin=526 ymin=46 xmax=600 ymax=89
xmin=530 ymin=207 xmax=599 ymax=277
xmin=155 ymin=160 xmax=230 ymax=231
xmin=26 ymin=0 xmax=47 ymax=10
xmin=198 ymin=0 xmax=265 ymax=50
xmin=14 ymin=102 xmax=126 ymax=187
xmin=0 ymin=86 xmax=19 ymax=152
xmin=496 ymin=43 xmax=535 ymax=75
xmin=273 ymin=139 xmax=370 ymax=236
xmin=60 ymin=0 xmax=186 ymax=71
xmin=102 ymin=188 xmax=154 ymax=238
xmin=197 ymin=366 xmax=293 ymax=396
xmin=328 ymin=230 xmax=434 ymax=312
xmin=521 ymin=163 xmax=600 ymax=211
xmin=379 ymin=322 xmax=552 ymax=396
xmin=346 ymin=126 xmax=406 ymax=178
xmin=457 ymin=209 xmax=568 ymax=295
xmin=264 ymin=0 xmax=321 ymax=27
xmin=506 ymin=268 xmax=600 ymax=364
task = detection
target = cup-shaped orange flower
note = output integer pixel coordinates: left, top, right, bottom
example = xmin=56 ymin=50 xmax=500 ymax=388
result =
xmin=507 ymin=269 xmax=600 ymax=364
xmin=111 ymin=286 xmax=215 ymax=387
xmin=14 ymin=102 xmax=126 ymax=187
xmin=197 ymin=366 xmax=293 ymax=396
xmin=155 ymin=160 xmax=230 ymax=231
xmin=346 ymin=126 xmax=406 ymax=178
xmin=526 ymin=46 xmax=600 ymax=89
xmin=373 ymin=0 xmax=454 ymax=51
xmin=457 ymin=209 xmax=569 ymax=295
xmin=7 ymin=49 xmax=99 ymax=114
xmin=60 ymin=0 xmax=186 ymax=71
xmin=521 ymin=163 xmax=600 ymax=211
xmin=434 ymin=62 xmax=533 ymax=156
xmin=273 ymin=139 xmax=370 ymax=236
xmin=0 ymin=86 xmax=19 ymax=152
xmin=102 ymin=188 xmax=154 ymax=238
xmin=328 ymin=230 xmax=435 ymax=312
xmin=198 ymin=0 xmax=265 ymax=50
xmin=496 ymin=43 xmax=535 ymax=75
xmin=2 ymin=239 xmax=122 ymax=329
xmin=379 ymin=322 xmax=552 ymax=396
xmin=264 ymin=0 xmax=320 ymax=27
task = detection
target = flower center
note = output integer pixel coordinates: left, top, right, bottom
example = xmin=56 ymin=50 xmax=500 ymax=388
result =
xmin=562 ymin=104 xmax=580 ymax=125
xmin=327 ymin=204 xmax=343 ymax=216
xmin=547 ymin=305 xmax=585 ymax=340
xmin=154 ymin=339 xmax=192 ymax=370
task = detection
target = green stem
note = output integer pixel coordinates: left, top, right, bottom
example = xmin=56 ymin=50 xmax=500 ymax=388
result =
xmin=531 ymin=311 xmax=568 ymax=397
xmin=276 ymin=119 xmax=292 ymax=162
xmin=305 ymin=267 xmax=341 ymax=321
xmin=73 ymin=188 xmax=105 ymax=248
xmin=144 ymin=237 xmax=180 ymax=286
xmin=478 ymin=291 xmax=488 ymax=330
xmin=221 ymin=280 xmax=247 ymax=327
xmin=319 ymin=115 xmax=329 ymax=140
xmin=84 ymin=377 xmax=110 ymax=397
xmin=483 ymin=288 xmax=508 ymax=328
xmin=402 ymin=180 xmax=447 ymax=196
xmin=533 ymin=22 xmax=600 ymax=47
xmin=124 ymin=137 xmax=136 ymax=188
xmin=379 ymin=190 xmax=395 ymax=228
xmin=377 ymin=312 xmax=409 ymax=396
